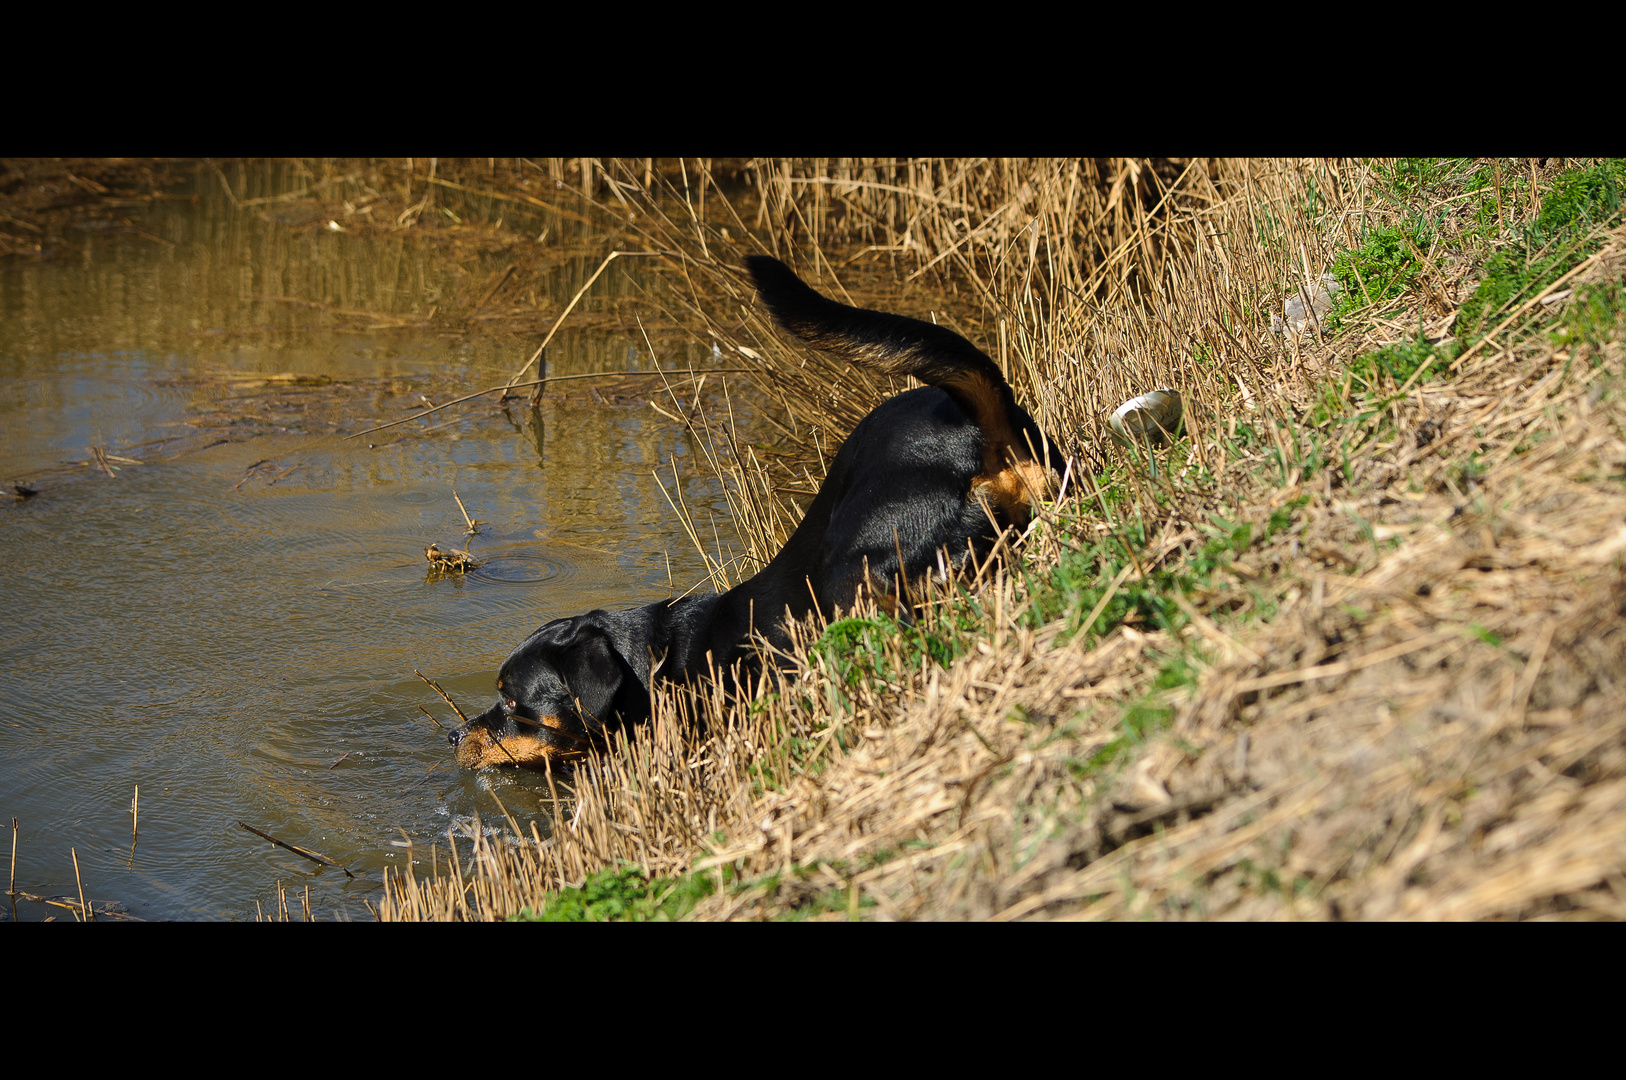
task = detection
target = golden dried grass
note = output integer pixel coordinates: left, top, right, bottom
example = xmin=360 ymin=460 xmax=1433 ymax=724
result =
xmin=377 ymin=158 xmax=1626 ymax=921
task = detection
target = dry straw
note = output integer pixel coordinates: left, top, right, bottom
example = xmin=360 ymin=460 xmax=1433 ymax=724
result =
xmin=371 ymin=158 xmax=1625 ymax=921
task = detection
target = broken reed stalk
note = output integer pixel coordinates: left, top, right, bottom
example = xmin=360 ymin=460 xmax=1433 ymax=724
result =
xmin=503 ymin=250 xmax=666 ymax=389
xmin=452 ymin=489 xmax=480 ymax=534
xmin=8 ymin=817 xmax=16 ymax=896
xmin=127 ymin=785 xmax=139 ymax=867
xmin=72 ymin=847 xmax=90 ymax=922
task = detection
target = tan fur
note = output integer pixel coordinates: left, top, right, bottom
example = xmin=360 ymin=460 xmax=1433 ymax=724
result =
xmin=939 ymin=371 xmax=1015 ymax=455
xmin=451 ymin=722 xmax=584 ymax=769
xmin=973 ymin=458 xmax=1059 ymax=527
xmin=937 ymin=370 xmax=1056 ymax=525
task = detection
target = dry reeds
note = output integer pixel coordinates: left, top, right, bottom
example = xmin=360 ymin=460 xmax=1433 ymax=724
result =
xmin=377 ymin=158 xmax=1626 ymax=921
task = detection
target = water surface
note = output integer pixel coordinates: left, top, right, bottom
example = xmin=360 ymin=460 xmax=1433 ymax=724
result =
xmin=0 ymin=165 xmax=730 ymax=920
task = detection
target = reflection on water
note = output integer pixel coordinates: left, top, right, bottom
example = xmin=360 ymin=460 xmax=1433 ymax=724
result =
xmin=0 ymin=163 xmax=729 ymax=921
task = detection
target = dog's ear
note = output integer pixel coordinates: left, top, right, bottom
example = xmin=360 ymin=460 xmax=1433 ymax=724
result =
xmin=553 ymin=628 xmax=626 ymax=733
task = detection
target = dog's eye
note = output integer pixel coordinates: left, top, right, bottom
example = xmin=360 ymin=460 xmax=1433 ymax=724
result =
xmin=504 ymin=698 xmax=518 ymax=712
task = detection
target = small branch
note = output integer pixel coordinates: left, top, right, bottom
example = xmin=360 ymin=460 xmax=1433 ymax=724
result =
xmin=414 ymin=669 xmax=470 ymax=724
xmin=504 ymin=250 xmax=667 ymax=390
xmin=237 ymin=822 xmax=355 ymax=879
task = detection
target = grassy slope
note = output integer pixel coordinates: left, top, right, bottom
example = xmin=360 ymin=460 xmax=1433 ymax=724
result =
xmin=377 ymin=158 xmax=1626 ymax=922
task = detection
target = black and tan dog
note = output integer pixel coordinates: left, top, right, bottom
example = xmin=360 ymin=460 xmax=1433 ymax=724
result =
xmin=448 ymin=256 xmax=1059 ymax=768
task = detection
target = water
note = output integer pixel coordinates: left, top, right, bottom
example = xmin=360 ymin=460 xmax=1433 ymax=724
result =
xmin=0 ymin=164 xmax=730 ymax=920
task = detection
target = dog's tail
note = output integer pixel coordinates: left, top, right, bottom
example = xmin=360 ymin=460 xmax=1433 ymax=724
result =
xmin=746 ymin=255 xmax=1053 ymax=480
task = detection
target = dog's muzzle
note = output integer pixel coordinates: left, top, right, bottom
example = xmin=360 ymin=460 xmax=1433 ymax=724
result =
xmin=448 ymin=703 xmax=503 ymax=748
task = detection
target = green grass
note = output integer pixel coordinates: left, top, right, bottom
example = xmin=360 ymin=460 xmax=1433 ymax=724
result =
xmin=1532 ymin=160 xmax=1626 ymax=240
xmin=1455 ymin=159 xmax=1625 ymax=347
xmin=815 ymin=613 xmax=970 ymax=691
xmin=1373 ymin=158 xmax=1474 ymax=201
xmin=510 ymin=863 xmax=714 ymax=922
xmin=1552 ymin=282 xmax=1626 ymax=358
xmin=1349 ymin=332 xmax=1458 ymax=393
xmin=1315 ymin=160 xmax=1625 ymax=402
xmin=1326 ymin=223 xmax=1433 ymax=331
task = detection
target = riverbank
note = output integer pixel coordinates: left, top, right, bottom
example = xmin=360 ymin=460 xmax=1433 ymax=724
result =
xmin=374 ymin=158 xmax=1626 ymax=921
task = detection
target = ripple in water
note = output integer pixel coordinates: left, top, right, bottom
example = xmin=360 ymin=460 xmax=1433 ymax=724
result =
xmin=468 ymin=551 xmax=567 ymax=586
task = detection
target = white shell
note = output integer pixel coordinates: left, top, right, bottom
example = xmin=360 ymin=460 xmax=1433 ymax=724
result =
xmin=1108 ymin=389 xmax=1183 ymax=448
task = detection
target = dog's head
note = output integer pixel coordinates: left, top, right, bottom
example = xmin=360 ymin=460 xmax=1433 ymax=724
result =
xmin=449 ymin=615 xmax=639 ymax=769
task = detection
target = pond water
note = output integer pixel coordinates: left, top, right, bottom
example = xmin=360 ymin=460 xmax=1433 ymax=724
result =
xmin=0 ymin=165 xmax=731 ymax=920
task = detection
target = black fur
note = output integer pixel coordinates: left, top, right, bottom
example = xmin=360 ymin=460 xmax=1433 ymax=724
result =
xmin=448 ymin=257 xmax=1057 ymax=767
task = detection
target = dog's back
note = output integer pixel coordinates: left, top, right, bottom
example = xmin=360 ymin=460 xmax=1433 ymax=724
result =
xmin=746 ymin=256 xmax=1058 ymax=530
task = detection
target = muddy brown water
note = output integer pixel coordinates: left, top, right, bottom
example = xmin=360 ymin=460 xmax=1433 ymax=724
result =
xmin=0 ymin=166 xmax=733 ymax=920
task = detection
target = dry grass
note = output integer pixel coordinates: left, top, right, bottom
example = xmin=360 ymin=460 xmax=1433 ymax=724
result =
xmin=373 ymin=157 xmax=1626 ymax=921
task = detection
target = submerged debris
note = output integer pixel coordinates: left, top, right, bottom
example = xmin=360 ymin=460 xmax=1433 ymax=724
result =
xmin=425 ymin=543 xmax=479 ymax=575
xmin=12 ymin=890 xmax=145 ymax=921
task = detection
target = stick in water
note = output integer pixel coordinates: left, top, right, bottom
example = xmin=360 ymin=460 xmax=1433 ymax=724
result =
xmin=237 ymin=822 xmax=355 ymax=879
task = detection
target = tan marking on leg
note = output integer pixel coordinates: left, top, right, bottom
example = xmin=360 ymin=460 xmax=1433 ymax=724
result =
xmin=973 ymin=459 xmax=1060 ymax=528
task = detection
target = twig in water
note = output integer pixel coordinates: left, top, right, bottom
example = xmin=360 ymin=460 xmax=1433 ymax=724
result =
xmin=452 ymin=489 xmax=482 ymax=535
xmin=87 ymin=446 xmax=117 ymax=478
xmin=327 ymin=751 xmax=352 ymax=770
xmin=266 ymin=463 xmax=304 ymax=485
xmin=503 ymin=251 xmax=665 ymax=391
xmin=414 ymin=669 xmax=470 ymax=724
xmin=416 ymin=705 xmax=446 ymax=731
xmin=410 ymin=761 xmax=445 ymax=789
xmin=233 ymin=459 xmax=273 ymax=491
xmin=473 ymin=263 xmax=517 ymax=312
xmin=8 ymin=817 xmax=16 ymax=896
xmin=237 ymin=822 xmax=355 ymax=879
